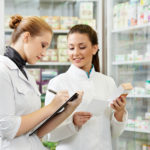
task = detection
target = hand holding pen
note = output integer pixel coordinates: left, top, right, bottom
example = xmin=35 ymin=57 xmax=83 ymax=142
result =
xmin=48 ymin=89 xmax=83 ymax=111
xmin=48 ymin=89 xmax=70 ymax=110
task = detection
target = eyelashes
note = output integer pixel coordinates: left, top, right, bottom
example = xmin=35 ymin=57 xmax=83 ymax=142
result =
xmin=69 ymin=47 xmax=86 ymax=50
xmin=41 ymin=44 xmax=46 ymax=48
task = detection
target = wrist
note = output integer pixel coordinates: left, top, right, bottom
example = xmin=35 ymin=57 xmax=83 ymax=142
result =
xmin=115 ymin=108 xmax=126 ymax=114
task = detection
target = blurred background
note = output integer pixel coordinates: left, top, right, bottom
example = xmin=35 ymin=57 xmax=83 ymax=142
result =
xmin=0 ymin=0 xmax=150 ymax=149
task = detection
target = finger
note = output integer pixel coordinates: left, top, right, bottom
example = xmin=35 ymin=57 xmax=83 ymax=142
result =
xmin=77 ymin=91 xmax=84 ymax=96
xmin=111 ymin=103 xmax=115 ymax=110
xmin=80 ymin=116 xmax=91 ymax=121
xmin=112 ymin=101 xmax=120 ymax=111
xmin=116 ymin=98 xmax=122 ymax=106
xmin=120 ymin=96 xmax=126 ymax=103
xmin=76 ymin=112 xmax=92 ymax=116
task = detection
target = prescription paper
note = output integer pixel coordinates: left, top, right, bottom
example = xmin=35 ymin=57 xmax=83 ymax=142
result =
xmin=87 ymin=99 xmax=109 ymax=116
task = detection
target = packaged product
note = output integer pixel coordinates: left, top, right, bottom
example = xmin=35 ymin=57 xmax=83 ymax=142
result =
xmin=27 ymin=69 xmax=41 ymax=82
xmin=60 ymin=17 xmax=78 ymax=30
xmin=137 ymin=4 xmax=144 ymax=25
xmin=115 ymin=54 xmax=125 ymax=62
xmin=42 ymin=69 xmax=58 ymax=81
xmin=148 ymin=5 xmax=150 ymax=22
xmin=78 ymin=19 xmax=96 ymax=29
xmin=57 ymin=35 xmax=67 ymax=49
xmin=41 ymin=16 xmax=60 ymax=30
xmin=113 ymin=4 xmax=119 ymax=29
xmin=79 ymin=2 xmax=93 ymax=19
xmin=107 ymin=83 xmax=133 ymax=104
xmin=42 ymin=84 xmax=48 ymax=94
xmin=40 ymin=50 xmax=51 ymax=62
xmin=145 ymin=80 xmax=150 ymax=94
xmin=40 ymin=49 xmax=58 ymax=62
xmin=58 ymin=49 xmax=69 ymax=62
xmin=49 ymin=49 xmax=58 ymax=62
xmin=128 ymin=3 xmax=138 ymax=26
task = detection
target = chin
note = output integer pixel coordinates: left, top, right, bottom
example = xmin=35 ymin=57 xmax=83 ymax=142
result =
xmin=73 ymin=63 xmax=83 ymax=68
xmin=28 ymin=60 xmax=37 ymax=65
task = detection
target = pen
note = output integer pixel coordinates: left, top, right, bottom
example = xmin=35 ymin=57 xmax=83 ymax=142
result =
xmin=48 ymin=89 xmax=57 ymax=95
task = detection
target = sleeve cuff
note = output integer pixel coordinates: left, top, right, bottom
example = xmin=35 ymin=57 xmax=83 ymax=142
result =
xmin=9 ymin=116 xmax=21 ymax=140
xmin=68 ymin=117 xmax=79 ymax=133
xmin=112 ymin=109 xmax=128 ymax=125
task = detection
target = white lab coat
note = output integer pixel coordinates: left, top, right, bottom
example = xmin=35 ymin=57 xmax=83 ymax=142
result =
xmin=0 ymin=56 xmax=47 ymax=150
xmin=45 ymin=64 xmax=128 ymax=150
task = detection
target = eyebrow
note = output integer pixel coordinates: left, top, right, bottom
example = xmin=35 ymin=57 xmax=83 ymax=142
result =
xmin=69 ymin=43 xmax=86 ymax=46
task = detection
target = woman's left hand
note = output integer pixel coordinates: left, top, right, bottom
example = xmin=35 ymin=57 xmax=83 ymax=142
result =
xmin=111 ymin=95 xmax=126 ymax=112
xmin=110 ymin=95 xmax=126 ymax=122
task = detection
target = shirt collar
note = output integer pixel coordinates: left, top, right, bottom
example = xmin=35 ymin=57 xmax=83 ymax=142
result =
xmin=67 ymin=64 xmax=95 ymax=79
xmin=4 ymin=46 xmax=26 ymax=69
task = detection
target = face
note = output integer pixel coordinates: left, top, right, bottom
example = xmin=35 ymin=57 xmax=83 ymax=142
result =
xmin=67 ymin=33 xmax=98 ymax=72
xmin=23 ymin=31 xmax=52 ymax=64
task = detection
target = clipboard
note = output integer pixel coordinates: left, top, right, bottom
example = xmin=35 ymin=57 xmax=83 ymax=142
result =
xmin=29 ymin=93 xmax=79 ymax=136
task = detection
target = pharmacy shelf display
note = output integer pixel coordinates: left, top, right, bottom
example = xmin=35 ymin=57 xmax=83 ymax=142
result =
xmin=107 ymin=0 xmax=150 ymax=149
xmin=4 ymin=0 xmax=101 ymax=96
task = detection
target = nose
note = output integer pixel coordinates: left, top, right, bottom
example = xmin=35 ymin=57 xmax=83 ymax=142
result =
xmin=41 ymin=49 xmax=46 ymax=57
xmin=74 ymin=47 xmax=80 ymax=56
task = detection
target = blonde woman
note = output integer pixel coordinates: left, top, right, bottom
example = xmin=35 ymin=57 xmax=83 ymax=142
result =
xmin=0 ymin=15 xmax=83 ymax=150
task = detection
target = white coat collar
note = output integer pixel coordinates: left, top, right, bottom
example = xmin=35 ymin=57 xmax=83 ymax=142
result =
xmin=0 ymin=55 xmax=27 ymax=81
xmin=67 ymin=64 xmax=96 ymax=79
xmin=0 ymin=55 xmax=40 ymax=95
xmin=0 ymin=56 xmax=32 ymax=84
xmin=0 ymin=55 xmax=18 ymax=70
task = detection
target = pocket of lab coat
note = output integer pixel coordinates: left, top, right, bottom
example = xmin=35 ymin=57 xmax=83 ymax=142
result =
xmin=16 ymin=85 xmax=28 ymax=95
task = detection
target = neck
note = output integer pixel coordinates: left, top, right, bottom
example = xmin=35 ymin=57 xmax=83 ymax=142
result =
xmin=81 ymin=64 xmax=92 ymax=73
xmin=11 ymin=43 xmax=26 ymax=61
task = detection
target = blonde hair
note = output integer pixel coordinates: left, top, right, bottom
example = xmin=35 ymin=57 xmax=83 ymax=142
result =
xmin=9 ymin=14 xmax=53 ymax=44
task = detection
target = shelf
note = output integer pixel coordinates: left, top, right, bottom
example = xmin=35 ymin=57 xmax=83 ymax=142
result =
xmin=5 ymin=29 xmax=13 ymax=34
xmin=27 ymin=62 xmax=71 ymax=66
xmin=5 ymin=29 xmax=69 ymax=34
xmin=112 ymin=60 xmax=150 ymax=65
xmin=53 ymin=30 xmax=69 ymax=34
xmin=112 ymin=23 xmax=150 ymax=33
xmin=125 ymin=127 xmax=150 ymax=134
xmin=40 ymin=0 xmax=98 ymax=2
xmin=127 ymin=95 xmax=150 ymax=98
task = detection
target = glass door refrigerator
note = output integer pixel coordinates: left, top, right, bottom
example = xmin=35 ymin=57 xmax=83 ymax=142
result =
xmin=107 ymin=0 xmax=150 ymax=150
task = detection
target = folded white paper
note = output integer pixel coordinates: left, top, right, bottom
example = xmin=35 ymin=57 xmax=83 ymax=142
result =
xmin=107 ymin=83 xmax=132 ymax=104
xmin=87 ymin=99 xmax=109 ymax=116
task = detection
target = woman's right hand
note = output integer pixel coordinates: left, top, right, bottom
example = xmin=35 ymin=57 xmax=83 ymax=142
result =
xmin=73 ymin=111 xmax=92 ymax=128
xmin=49 ymin=90 xmax=69 ymax=110
xmin=65 ymin=91 xmax=83 ymax=115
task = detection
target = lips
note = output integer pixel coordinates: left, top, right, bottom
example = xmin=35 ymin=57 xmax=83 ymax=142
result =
xmin=73 ymin=58 xmax=83 ymax=63
xmin=37 ymin=56 xmax=41 ymax=60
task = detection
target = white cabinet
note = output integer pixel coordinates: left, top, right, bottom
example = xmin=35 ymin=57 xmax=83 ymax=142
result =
xmin=107 ymin=0 xmax=150 ymax=149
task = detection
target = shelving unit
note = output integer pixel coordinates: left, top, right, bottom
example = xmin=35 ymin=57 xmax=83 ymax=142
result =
xmin=112 ymin=60 xmax=150 ymax=65
xmin=3 ymin=0 xmax=102 ymax=98
xmin=125 ymin=127 xmax=150 ymax=134
xmin=112 ymin=23 xmax=150 ymax=33
xmin=27 ymin=62 xmax=71 ymax=67
xmin=127 ymin=95 xmax=150 ymax=98
xmin=5 ymin=29 xmax=69 ymax=34
xmin=107 ymin=0 xmax=150 ymax=149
